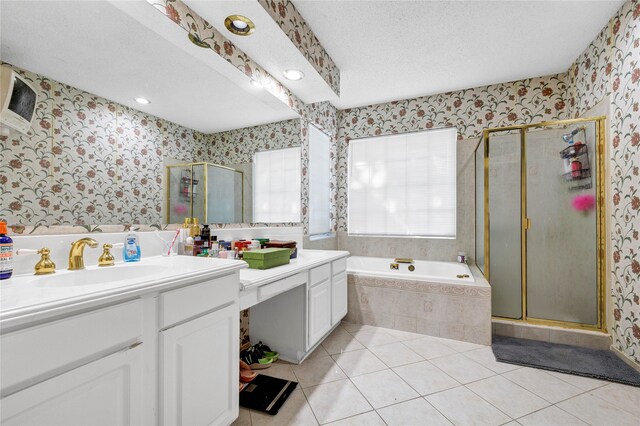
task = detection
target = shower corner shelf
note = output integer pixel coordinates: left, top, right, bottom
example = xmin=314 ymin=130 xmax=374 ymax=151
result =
xmin=559 ymin=143 xmax=588 ymax=159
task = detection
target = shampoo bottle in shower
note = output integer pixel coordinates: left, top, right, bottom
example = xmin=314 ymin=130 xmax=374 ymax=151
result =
xmin=0 ymin=222 xmax=13 ymax=280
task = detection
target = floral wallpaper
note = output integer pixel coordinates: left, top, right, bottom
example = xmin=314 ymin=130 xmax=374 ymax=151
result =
xmin=568 ymin=0 xmax=639 ymax=366
xmin=0 ymin=64 xmax=211 ymax=229
xmin=146 ymin=0 xmax=305 ymax=115
xmin=258 ymin=0 xmax=340 ymax=96
xmin=336 ymin=72 xmax=570 ymax=231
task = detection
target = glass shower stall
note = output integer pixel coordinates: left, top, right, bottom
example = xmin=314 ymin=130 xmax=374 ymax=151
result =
xmin=475 ymin=117 xmax=606 ymax=331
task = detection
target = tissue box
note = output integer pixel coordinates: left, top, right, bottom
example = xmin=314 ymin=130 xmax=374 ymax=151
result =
xmin=242 ymin=248 xmax=291 ymax=270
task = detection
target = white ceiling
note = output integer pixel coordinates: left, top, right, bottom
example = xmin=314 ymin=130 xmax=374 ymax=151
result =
xmin=0 ymin=0 xmax=298 ymax=133
xmin=293 ymin=0 xmax=625 ymax=109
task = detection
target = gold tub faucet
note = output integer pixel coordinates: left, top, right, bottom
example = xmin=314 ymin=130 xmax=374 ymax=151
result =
xmin=68 ymin=238 xmax=99 ymax=270
xmin=394 ymin=258 xmax=414 ymax=264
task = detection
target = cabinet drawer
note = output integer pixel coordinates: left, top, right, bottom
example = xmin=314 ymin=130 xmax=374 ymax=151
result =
xmin=160 ymin=273 xmax=237 ymax=328
xmin=258 ymin=272 xmax=306 ymax=302
xmin=309 ymin=264 xmax=331 ymax=288
xmin=1 ymin=300 xmax=142 ymax=395
xmin=332 ymin=257 xmax=347 ymax=275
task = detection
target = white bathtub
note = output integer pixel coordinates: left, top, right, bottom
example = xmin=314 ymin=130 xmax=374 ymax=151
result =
xmin=345 ymin=256 xmax=491 ymax=345
xmin=347 ymin=256 xmax=475 ymax=285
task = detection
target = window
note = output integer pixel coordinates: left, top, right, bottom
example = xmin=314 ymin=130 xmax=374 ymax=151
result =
xmin=309 ymin=125 xmax=332 ymax=236
xmin=253 ymin=147 xmax=301 ymax=222
xmin=348 ymin=127 xmax=456 ymax=237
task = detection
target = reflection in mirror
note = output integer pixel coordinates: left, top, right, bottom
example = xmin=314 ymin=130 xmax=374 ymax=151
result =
xmin=165 ymin=162 xmax=248 ymax=225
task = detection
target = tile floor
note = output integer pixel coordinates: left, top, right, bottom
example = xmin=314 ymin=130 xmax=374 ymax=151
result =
xmin=234 ymin=323 xmax=640 ymax=426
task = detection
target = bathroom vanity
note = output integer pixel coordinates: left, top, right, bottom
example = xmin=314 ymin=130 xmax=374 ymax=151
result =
xmin=239 ymin=249 xmax=350 ymax=363
xmin=0 ymin=256 xmax=246 ymax=426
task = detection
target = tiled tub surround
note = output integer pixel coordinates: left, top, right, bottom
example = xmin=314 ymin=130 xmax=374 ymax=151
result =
xmin=345 ymin=259 xmax=491 ymax=345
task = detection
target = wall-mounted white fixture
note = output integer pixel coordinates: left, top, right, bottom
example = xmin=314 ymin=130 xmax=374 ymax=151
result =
xmin=224 ymin=15 xmax=255 ymax=36
xmin=135 ymin=97 xmax=150 ymax=105
xmin=250 ymin=79 xmax=263 ymax=89
xmin=283 ymin=69 xmax=304 ymax=81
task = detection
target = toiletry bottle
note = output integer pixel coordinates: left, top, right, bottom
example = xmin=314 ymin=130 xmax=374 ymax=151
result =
xmin=190 ymin=218 xmax=200 ymax=238
xmin=571 ymin=158 xmax=582 ymax=179
xmin=209 ymin=236 xmax=219 ymax=257
xmin=201 ymin=225 xmax=211 ymax=249
xmin=0 ymin=222 xmax=13 ymax=280
xmin=184 ymin=237 xmax=194 ymax=256
xmin=123 ymin=231 xmax=141 ymax=262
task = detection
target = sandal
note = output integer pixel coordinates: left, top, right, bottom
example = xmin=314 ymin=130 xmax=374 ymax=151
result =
xmin=253 ymin=341 xmax=279 ymax=361
xmin=241 ymin=347 xmax=273 ymax=370
xmin=240 ymin=360 xmax=257 ymax=383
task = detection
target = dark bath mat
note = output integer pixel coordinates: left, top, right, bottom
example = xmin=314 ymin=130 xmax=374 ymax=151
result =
xmin=240 ymin=374 xmax=298 ymax=415
xmin=492 ymin=334 xmax=640 ymax=387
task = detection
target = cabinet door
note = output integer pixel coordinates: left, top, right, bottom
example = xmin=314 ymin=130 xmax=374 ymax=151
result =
xmin=161 ymin=303 xmax=239 ymax=426
xmin=1 ymin=344 xmax=144 ymax=426
xmin=332 ymin=272 xmax=348 ymax=325
xmin=308 ymin=280 xmax=332 ymax=347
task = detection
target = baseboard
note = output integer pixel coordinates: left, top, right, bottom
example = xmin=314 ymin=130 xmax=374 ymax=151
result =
xmin=611 ymin=345 xmax=640 ymax=373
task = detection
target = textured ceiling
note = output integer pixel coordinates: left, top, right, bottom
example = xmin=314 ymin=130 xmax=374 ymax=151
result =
xmin=293 ymin=0 xmax=624 ymax=109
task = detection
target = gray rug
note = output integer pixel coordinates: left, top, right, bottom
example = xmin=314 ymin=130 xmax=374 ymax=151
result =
xmin=492 ymin=335 xmax=640 ymax=387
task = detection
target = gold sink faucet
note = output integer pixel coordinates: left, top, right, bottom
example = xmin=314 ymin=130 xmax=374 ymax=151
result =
xmin=68 ymin=238 xmax=98 ymax=270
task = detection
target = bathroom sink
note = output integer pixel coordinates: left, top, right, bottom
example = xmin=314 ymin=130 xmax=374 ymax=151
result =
xmin=31 ymin=264 xmax=167 ymax=287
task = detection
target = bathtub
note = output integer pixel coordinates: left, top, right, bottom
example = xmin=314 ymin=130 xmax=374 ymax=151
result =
xmin=347 ymin=256 xmax=475 ymax=285
xmin=345 ymin=256 xmax=491 ymax=345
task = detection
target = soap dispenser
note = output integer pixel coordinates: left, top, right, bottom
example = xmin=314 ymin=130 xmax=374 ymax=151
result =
xmin=123 ymin=232 xmax=141 ymax=262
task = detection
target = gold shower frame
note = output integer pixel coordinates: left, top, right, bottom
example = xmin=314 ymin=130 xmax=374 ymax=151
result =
xmin=165 ymin=162 xmax=245 ymax=224
xmin=475 ymin=116 xmax=607 ymax=332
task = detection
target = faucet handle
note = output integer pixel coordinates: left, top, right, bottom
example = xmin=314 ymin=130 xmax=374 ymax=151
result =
xmin=98 ymin=243 xmax=123 ymax=267
xmin=17 ymin=248 xmax=56 ymax=275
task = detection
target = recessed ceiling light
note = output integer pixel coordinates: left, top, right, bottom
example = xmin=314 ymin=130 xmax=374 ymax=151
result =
xmin=135 ymin=97 xmax=150 ymax=105
xmin=283 ymin=69 xmax=304 ymax=81
xmin=224 ymin=15 xmax=255 ymax=36
xmin=250 ymin=79 xmax=263 ymax=89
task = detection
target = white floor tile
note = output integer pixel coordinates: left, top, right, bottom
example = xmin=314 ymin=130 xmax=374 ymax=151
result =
xmin=342 ymin=323 xmax=377 ymax=333
xmin=426 ymin=386 xmax=511 ymax=426
xmin=350 ymin=329 xmax=399 ymax=347
xmin=305 ymin=344 xmax=331 ymax=360
xmin=377 ymin=397 xmax=453 ymax=426
xmin=331 ymin=349 xmax=387 ymax=377
xmin=589 ymin=382 xmax=640 ymax=416
xmin=545 ymin=371 xmax=608 ymax=391
xmin=557 ymin=392 xmax=639 ymax=426
xmin=325 ymin=411 xmax=385 ymax=426
xmin=368 ymin=342 xmax=424 ymax=367
xmin=393 ymin=360 xmax=460 ymax=396
xmin=381 ymin=327 xmax=426 ymax=341
xmin=502 ymin=367 xmax=584 ymax=404
xmin=249 ymin=389 xmax=317 ymax=426
xmin=404 ymin=336 xmax=458 ymax=360
xmin=463 ymin=347 xmax=521 ymax=374
xmin=517 ymin=405 xmax=586 ymax=426
xmin=292 ymin=355 xmax=347 ymax=388
xmin=321 ymin=331 xmax=365 ymax=355
xmin=350 ymin=369 xmax=419 ymax=409
xmin=430 ymin=353 xmax=496 ymax=384
xmin=466 ymin=375 xmax=550 ymax=418
xmin=437 ymin=337 xmax=487 ymax=353
xmin=303 ymin=379 xmax=373 ymax=424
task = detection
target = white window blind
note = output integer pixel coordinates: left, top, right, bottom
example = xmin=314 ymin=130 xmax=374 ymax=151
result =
xmin=348 ymin=127 xmax=457 ymax=237
xmin=309 ymin=125 xmax=332 ymax=235
xmin=253 ymin=147 xmax=301 ymax=223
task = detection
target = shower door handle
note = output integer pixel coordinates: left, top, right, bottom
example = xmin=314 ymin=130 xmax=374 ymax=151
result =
xmin=523 ymin=218 xmax=531 ymax=230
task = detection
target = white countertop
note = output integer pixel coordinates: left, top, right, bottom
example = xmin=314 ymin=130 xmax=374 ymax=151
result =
xmin=240 ymin=249 xmax=350 ymax=290
xmin=0 ymin=255 xmax=246 ymax=329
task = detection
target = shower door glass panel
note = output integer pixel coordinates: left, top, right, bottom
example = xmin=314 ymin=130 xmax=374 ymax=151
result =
xmin=489 ymin=132 xmax=522 ymax=319
xmin=475 ymin=137 xmax=485 ymax=272
xmin=525 ymin=124 xmax=598 ymax=325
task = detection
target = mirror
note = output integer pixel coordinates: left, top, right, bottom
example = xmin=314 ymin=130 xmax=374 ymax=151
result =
xmin=0 ymin=1 xmax=302 ymax=227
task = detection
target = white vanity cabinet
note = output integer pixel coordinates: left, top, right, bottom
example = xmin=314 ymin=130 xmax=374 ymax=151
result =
xmin=1 ymin=264 xmax=243 ymax=426
xmin=246 ymin=251 xmax=350 ymax=363
xmin=161 ymin=303 xmax=239 ymax=426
